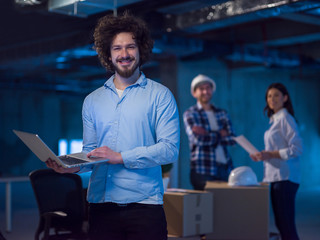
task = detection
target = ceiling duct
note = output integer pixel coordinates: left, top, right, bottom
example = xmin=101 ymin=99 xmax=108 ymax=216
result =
xmin=15 ymin=0 xmax=44 ymax=6
xmin=14 ymin=0 xmax=48 ymax=10
xmin=168 ymin=0 xmax=320 ymax=33
xmin=48 ymin=0 xmax=142 ymax=17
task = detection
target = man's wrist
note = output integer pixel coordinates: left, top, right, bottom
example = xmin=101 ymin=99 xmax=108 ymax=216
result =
xmin=117 ymin=152 xmax=124 ymax=164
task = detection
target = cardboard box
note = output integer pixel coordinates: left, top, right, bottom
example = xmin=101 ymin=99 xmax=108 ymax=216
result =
xmin=164 ymin=189 xmax=213 ymax=237
xmin=205 ymin=182 xmax=269 ymax=240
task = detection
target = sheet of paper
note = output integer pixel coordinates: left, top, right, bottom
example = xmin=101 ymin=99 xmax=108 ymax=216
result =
xmin=232 ymin=135 xmax=259 ymax=154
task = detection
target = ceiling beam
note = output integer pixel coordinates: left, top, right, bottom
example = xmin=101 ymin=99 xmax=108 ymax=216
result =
xmin=279 ymin=12 xmax=320 ymax=26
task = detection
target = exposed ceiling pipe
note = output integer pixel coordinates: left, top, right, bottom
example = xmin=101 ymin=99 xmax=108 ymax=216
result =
xmin=225 ymin=45 xmax=301 ymax=67
xmin=114 ymin=0 xmax=117 ymax=17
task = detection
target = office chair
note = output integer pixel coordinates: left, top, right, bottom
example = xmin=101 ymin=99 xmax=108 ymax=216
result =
xmin=29 ymin=169 xmax=88 ymax=240
xmin=0 ymin=230 xmax=6 ymax=240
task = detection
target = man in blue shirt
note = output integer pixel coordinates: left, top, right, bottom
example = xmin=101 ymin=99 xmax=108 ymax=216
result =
xmin=183 ymin=74 xmax=235 ymax=190
xmin=46 ymin=13 xmax=180 ymax=240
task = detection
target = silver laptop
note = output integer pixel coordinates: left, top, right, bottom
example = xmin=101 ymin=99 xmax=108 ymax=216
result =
xmin=13 ymin=129 xmax=108 ymax=168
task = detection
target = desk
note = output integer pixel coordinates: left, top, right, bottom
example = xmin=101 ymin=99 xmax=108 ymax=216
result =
xmin=0 ymin=176 xmax=29 ymax=232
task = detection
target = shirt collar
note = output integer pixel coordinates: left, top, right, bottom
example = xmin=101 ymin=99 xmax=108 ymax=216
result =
xmin=270 ymin=108 xmax=287 ymax=123
xmin=196 ymin=102 xmax=216 ymax=112
xmin=104 ymin=72 xmax=147 ymax=90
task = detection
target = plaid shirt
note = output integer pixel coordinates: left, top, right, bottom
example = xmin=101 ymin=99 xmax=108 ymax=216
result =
xmin=183 ymin=103 xmax=236 ymax=176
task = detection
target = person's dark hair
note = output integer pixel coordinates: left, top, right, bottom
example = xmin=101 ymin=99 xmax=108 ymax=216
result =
xmin=264 ymin=83 xmax=295 ymax=118
xmin=93 ymin=12 xmax=154 ymax=72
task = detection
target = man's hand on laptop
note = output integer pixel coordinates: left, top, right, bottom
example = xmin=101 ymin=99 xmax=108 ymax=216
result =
xmin=46 ymin=158 xmax=80 ymax=173
xmin=87 ymin=146 xmax=123 ymax=164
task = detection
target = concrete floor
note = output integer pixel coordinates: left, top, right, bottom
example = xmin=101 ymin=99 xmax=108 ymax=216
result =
xmin=0 ymin=182 xmax=319 ymax=240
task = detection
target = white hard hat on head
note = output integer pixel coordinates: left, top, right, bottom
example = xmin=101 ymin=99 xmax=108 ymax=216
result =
xmin=228 ymin=166 xmax=259 ymax=186
xmin=190 ymin=74 xmax=216 ymax=94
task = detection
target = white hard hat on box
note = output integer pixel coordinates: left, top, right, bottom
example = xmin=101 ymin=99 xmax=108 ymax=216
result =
xmin=228 ymin=166 xmax=259 ymax=186
xmin=190 ymin=74 xmax=216 ymax=94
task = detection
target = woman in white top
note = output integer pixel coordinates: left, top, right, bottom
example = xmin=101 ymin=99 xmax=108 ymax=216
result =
xmin=250 ymin=83 xmax=303 ymax=240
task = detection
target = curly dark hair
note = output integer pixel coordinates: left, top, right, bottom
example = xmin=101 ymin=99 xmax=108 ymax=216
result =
xmin=264 ymin=83 xmax=295 ymax=118
xmin=93 ymin=12 xmax=154 ymax=72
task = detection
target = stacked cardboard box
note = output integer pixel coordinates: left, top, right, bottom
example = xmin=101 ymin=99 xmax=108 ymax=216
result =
xmin=205 ymin=181 xmax=269 ymax=240
xmin=164 ymin=189 xmax=213 ymax=237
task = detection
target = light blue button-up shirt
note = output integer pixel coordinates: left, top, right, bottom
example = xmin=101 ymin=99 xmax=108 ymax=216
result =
xmin=80 ymin=73 xmax=180 ymax=204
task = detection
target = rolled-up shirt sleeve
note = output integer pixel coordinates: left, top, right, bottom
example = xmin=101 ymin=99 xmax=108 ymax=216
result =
xmin=278 ymin=116 xmax=303 ymax=160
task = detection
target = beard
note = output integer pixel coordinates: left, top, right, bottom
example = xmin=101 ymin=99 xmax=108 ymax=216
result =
xmin=113 ymin=57 xmax=140 ymax=78
xmin=199 ymin=95 xmax=212 ymax=104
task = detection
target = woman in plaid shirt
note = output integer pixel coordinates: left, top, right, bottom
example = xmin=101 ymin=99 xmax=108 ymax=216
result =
xmin=183 ymin=74 xmax=236 ymax=190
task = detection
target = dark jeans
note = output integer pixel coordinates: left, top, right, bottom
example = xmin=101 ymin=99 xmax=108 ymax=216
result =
xmin=88 ymin=202 xmax=167 ymax=240
xmin=271 ymin=180 xmax=300 ymax=240
xmin=190 ymin=166 xmax=230 ymax=190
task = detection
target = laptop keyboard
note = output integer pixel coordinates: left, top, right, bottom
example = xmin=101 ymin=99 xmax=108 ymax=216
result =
xmin=59 ymin=155 xmax=88 ymax=165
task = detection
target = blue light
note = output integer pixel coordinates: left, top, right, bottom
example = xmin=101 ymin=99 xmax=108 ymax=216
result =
xmin=56 ymin=56 xmax=67 ymax=63
xmin=152 ymin=47 xmax=163 ymax=54
xmin=70 ymin=139 xmax=83 ymax=153
xmin=58 ymin=139 xmax=68 ymax=155
xmin=58 ymin=138 xmax=83 ymax=155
